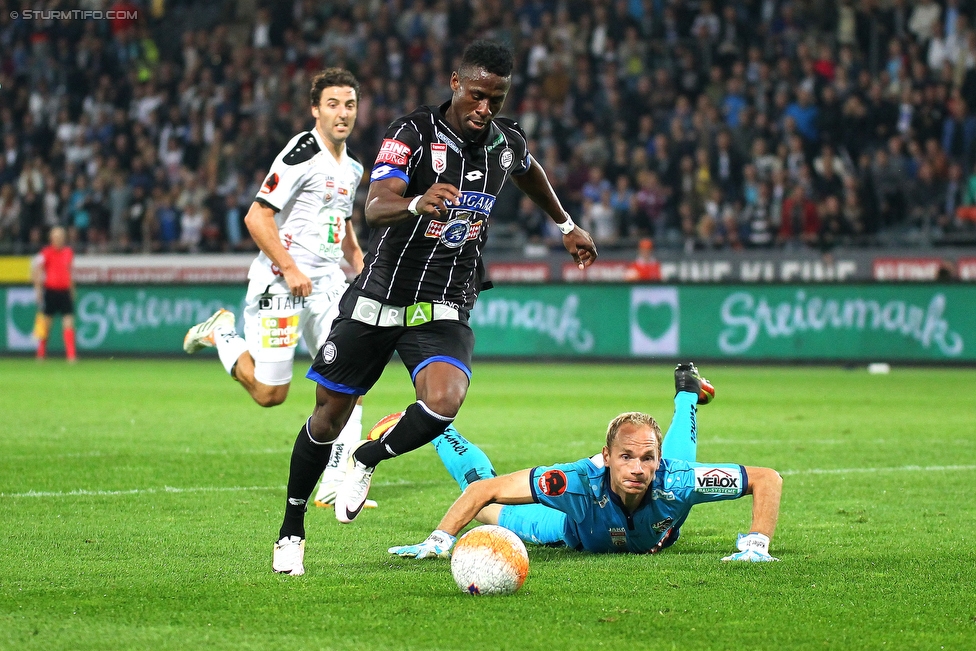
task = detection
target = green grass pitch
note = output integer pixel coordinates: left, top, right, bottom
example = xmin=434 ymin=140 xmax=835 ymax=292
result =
xmin=1 ymin=358 xmax=974 ymax=650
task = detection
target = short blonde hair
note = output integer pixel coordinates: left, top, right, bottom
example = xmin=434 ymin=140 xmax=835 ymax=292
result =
xmin=605 ymin=412 xmax=662 ymax=455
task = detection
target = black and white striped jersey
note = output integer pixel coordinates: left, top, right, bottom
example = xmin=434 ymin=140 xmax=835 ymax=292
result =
xmin=356 ymin=101 xmax=532 ymax=310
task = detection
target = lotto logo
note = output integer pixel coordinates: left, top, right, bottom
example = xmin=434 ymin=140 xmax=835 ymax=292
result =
xmin=376 ymin=139 xmax=411 ymax=166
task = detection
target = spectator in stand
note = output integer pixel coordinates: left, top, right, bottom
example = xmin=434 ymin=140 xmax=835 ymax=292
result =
xmin=1 ymin=0 xmax=976 ymax=255
xmin=741 ymin=182 xmax=776 ymax=249
xmin=779 ymin=183 xmax=820 ymax=248
xmin=625 ymin=237 xmax=661 ymax=282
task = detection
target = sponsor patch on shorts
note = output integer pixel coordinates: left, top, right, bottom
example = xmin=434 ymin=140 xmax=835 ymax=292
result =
xmin=260 ymin=314 xmax=300 ymax=349
xmin=693 ymin=467 xmax=742 ymax=495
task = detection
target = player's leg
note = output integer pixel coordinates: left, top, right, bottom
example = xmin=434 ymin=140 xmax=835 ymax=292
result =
xmin=305 ymin=303 xmax=398 ymax=524
xmin=313 ymin=396 xmax=373 ymax=507
xmin=431 ymin=425 xmax=497 ymax=491
xmin=274 ymin=384 xmax=357 ymax=575
xmin=662 ymin=362 xmax=715 ymax=462
xmin=337 ymin=320 xmax=473 ymax=522
xmin=61 ymin=300 xmax=76 ymax=362
xmin=36 ymin=292 xmax=54 ymax=360
xmin=302 ymin=284 xmax=374 ymax=507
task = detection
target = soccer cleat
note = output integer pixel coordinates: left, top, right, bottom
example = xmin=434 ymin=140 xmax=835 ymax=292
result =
xmin=334 ymin=441 xmax=375 ymax=524
xmin=674 ymin=362 xmax=715 ymax=405
xmin=367 ymin=411 xmax=404 ymax=440
xmin=272 ymin=535 xmax=306 ymax=575
xmin=314 ymin=496 xmax=377 ymax=509
xmin=183 ymin=309 xmax=235 ymax=354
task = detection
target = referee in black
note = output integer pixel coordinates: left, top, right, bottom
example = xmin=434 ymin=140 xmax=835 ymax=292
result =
xmin=273 ymin=40 xmax=597 ymax=568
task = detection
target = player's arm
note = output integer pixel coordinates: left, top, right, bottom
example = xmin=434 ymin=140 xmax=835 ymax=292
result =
xmin=244 ymin=201 xmax=312 ymax=297
xmin=340 ymin=217 xmax=364 ymax=275
xmin=31 ymin=255 xmax=44 ymax=305
xmin=722 ymin=465 xmax=783 ymax=562
xmin=363 ymin=177 xmax=462 ymax=227
xmin=510 ymin=156 xmax=598 ymax=269
xmin=742 ymin=466 xmax=783 ymax=540
xmin=388 ymin=470 xmax=535 ymax=559
xmin=437 ymin=470 xmax=535 ymax=536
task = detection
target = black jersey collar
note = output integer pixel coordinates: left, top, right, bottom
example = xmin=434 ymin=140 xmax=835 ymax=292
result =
xmin=436 ymin=100 xmax=500 ymax=148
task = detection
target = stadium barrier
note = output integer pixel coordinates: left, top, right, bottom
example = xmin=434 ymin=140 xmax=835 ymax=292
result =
xmin=1 ymin=284 xmax=972 ymax=362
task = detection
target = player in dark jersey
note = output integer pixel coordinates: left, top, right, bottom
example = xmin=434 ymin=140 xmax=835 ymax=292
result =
xmin=272 ymin=40 xmax=597 ymax=574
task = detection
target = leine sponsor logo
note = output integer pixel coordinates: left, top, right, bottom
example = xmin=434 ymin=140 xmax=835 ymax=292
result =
xmin=719 ymin=290 xmax=964 ymax=356
xmin=376 ymin=139 xmax=411 ymax=166
xmin=470 ymin=294 xmax=595 ymax=352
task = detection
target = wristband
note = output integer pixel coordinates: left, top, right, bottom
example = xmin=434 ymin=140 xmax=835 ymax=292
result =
xmin=407 ymin=196 xmax=422 ymax=216
xmin=556 ymin=216 xmax=575 ymax=235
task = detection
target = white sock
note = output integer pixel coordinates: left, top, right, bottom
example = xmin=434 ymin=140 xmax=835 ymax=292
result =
xmin=213 ymin=326 xmax=250 ymax=375
xmin=315 ymin=404 xmax=364 ymax=501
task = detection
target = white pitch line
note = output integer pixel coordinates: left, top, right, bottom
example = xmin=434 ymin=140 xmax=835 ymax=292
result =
xmin=780 ymin=464 xmax=976 ymax=476
xmin=3 ymin=466 xmax=974 ymax=499
xmin=0 ymin=479 xmax=439 ymax=499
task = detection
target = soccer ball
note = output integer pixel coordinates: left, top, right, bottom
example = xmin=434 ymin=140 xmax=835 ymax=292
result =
xmin=450 ymin=525 xmax=529 ymax=596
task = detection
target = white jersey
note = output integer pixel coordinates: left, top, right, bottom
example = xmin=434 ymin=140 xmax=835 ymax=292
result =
xmin=251 ymin=128 xmax=364 ymax=281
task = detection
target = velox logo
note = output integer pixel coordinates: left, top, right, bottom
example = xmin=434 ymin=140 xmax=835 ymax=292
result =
xmin=694 ymin=467 xmax=741 ymax=495
xmin=376 ymin=139 xmax=411 ymax=166
xmin=431 ymin=143 xmax=448 ymax=173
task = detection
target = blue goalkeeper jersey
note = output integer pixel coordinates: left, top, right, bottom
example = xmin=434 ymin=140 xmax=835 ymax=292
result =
xmin=528 ymin=455 xmax=748 ymax=554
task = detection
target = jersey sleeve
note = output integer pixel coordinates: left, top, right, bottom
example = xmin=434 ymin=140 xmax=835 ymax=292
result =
xmin=683 ymin=462 xmax=749 ymax=505
xmin=528 ymin=461 xmax=592 ymax=523
xmin=502 ymin=119 xmax=532 ymax=176
xmin=369 ymin=119 xmax=423 ymax=186
xmin=255 ymin=134 xmax=312 ymax=212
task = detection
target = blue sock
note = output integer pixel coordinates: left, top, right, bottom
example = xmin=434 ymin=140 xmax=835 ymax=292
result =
xmin=662 ymin=392 xmax=698 ymax=462
xmin=431 ymin=425 xmax=497 ymax=491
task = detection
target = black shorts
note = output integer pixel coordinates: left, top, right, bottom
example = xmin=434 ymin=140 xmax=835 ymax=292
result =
xmin=42 ymin=289 xmax=73 ymax=316
xmin=307 ymin=288 xmax=474 ymax=396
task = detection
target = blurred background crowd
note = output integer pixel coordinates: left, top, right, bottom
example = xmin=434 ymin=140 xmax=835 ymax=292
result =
xmin=3 ymin=0 xmax=976 ymax=256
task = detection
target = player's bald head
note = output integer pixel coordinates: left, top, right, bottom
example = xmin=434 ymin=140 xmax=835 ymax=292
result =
xmin=606 ymin=412 xmax=662 ymax=455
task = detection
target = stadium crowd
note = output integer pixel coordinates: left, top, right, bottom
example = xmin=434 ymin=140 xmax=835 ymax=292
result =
xmin=2 ymin=0 xmax=976 ymax=256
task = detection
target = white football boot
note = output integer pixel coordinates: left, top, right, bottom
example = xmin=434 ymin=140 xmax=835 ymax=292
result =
xmin=334 ymin=441 xmax=375 ymax=524
xmin=183 ymin=309 xmax=235 ymax=354
xmin=314 ymin=438 xmax=377 ymax=509
xmin=272 ymin=535 xmax=306 ymax=575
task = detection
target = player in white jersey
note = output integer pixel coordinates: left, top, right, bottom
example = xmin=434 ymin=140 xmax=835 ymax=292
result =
xmin=182 ymin=69 xmax=373 ymax=514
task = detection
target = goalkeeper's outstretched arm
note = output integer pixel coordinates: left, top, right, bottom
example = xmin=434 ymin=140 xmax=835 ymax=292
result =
xmin=435 ymin=470 xmax=536 ymax=536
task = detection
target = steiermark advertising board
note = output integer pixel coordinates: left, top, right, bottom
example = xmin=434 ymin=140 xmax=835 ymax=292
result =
xmin=1 ymin=284 xmax=972 ymax=361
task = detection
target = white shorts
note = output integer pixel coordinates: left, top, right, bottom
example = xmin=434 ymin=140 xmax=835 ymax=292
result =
xmin=242 ymin=266 xmax=347 ymax=386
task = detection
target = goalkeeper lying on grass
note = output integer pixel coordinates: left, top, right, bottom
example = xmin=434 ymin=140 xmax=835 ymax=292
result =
xmin=387 ymin=363 xmax=783 ymax=562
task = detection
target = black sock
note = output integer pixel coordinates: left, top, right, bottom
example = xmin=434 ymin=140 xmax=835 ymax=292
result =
xmin=279 ymin=419 xmax=332 ymax=540
xmin=354 ymin=401 xmax=452 ymax=468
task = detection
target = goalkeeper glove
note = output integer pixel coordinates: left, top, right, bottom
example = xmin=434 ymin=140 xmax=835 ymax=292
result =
xmin=721 ymin=532 xmax=779 ymax=562
xmin=388 ymin=529 xmax=456 ymax=559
